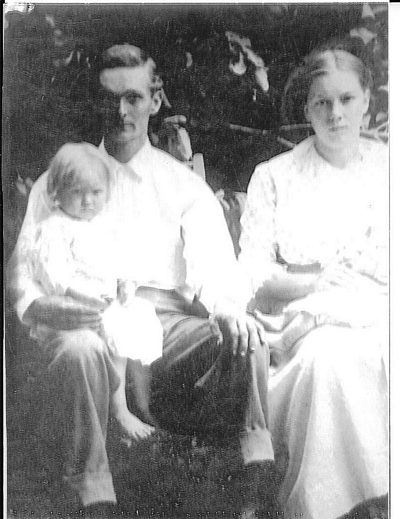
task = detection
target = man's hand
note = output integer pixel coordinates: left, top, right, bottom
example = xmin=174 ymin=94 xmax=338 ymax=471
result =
xmin=210 ymin=301 xmax=268 ymax=358
xmin=24 ymin=295 xmax=108 ymax=331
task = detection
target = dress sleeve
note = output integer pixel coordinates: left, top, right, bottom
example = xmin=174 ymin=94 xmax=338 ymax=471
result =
xmin=181 ymin=178 xmax=250 ymax=313
xmin=32 ymin=218 xmax=75 ymax=297
xmin=239 ymin=165 xmax=285 ymax=296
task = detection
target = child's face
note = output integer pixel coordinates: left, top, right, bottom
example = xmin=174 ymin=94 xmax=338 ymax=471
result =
xmin=58 ymin=160 xmax=109 ymax=221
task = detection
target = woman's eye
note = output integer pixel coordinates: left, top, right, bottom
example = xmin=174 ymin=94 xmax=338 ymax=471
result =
xmin=93 ymin=190 xmax=102 ymax=196
xmin=341 ymin=95 xmax=353 ymax=103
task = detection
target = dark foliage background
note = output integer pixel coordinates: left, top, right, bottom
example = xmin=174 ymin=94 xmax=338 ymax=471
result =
xmin=3 ymin=5 xmax=389 ymax=517
xmin=3 ymin=2 xmax=388 ymax=260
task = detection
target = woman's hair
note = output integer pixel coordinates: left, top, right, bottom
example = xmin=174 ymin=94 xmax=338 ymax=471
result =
xmin=47 ymin=142 xmax=111 ymax=204
xmin=97 ymin=43 xmax=163 ymax=95
xmin=282 ymin=40 xmax=373 ymax=124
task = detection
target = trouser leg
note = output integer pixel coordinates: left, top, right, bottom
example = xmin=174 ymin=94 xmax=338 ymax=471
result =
xmin=150 ymin=334 xmax=274 ymax=465
xmin=37 ymin=329 xmax=120 ymax=507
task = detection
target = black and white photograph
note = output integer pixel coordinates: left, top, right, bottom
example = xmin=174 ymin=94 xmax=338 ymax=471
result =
xmin=4 ymin=2 xmax=391 ymax=518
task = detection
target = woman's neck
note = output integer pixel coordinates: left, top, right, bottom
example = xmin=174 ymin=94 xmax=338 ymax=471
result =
xmin=314 ymin=139 xmax=362 ymax=169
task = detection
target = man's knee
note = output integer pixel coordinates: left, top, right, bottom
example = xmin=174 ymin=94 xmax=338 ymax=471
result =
xmin=50 ymin=329 xmax=107 ymax=365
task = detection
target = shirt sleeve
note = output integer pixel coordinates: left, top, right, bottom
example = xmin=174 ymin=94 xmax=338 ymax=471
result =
xmin=181 ymin=178 xmax=250 ymax=313
xmin=7 ymin=172 xmax=54 ymax=325
xmin=238 ymin=164 xmax=286 ymax=296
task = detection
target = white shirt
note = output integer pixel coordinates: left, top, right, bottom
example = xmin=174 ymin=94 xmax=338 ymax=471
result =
xmin=239 ymin=135 xmax=389 ymax=297
xmin=10 ymin=139 xmax=248 ymax=324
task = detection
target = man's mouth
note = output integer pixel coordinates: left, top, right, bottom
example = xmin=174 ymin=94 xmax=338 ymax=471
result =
xmin=116 ymin=122 xmax=135 ymax=131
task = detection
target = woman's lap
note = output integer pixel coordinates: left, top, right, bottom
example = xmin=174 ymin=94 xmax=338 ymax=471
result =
xmin=268 ymin=324 xmax=388 ymax=519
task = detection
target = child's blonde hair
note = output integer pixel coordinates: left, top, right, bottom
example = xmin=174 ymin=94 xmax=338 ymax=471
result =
xmin=47 ymin=142 xmax=111 ymax=204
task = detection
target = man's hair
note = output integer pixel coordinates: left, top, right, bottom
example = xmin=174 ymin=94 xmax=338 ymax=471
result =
xmin=99 ymin=43 xmax=163 ymax=95
xmin=47 ymin=142 xmax=111 ymax=204
xmin=282 ymin=39 xmax=373 ymax=124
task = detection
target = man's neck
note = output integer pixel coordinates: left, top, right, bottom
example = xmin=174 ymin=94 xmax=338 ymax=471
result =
xmin=103 ymin=136 xmax=147 ymax=164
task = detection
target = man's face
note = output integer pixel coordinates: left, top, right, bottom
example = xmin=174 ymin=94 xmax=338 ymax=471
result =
xmin=98 ymin=65 xmax=162 ymax=149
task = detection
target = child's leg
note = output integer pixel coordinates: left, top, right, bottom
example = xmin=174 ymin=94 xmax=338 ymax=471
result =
xmin=111 ymin=356 xmax=155 ymax=443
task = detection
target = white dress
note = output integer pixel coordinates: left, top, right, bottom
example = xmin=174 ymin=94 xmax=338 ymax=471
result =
xmin=25 ymin=210 xmax=163 ymax=365
xmin=239 ymin=136 xmax=389 ymax=519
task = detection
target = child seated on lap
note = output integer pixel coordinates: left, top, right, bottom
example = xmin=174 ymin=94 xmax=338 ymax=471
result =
xmin=22 ymin=142 xmax=163 ymax=442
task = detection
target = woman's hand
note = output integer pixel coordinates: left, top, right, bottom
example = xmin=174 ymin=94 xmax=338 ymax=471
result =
xmin=210 ymin=301 xmax=268 ymax=358
xmin=315 ymin=263 xmax=385 ymax=294
xmin=24 ymin=294 xmax=107 ymax=331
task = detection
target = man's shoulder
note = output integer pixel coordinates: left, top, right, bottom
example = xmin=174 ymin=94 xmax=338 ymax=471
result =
xmin=33 ymin=169 xmax=50 ymax=187
xmin=149 ymin=145 xmax=191 ymax=171
xmin=148 ymin=145 xmax=210 ymax=188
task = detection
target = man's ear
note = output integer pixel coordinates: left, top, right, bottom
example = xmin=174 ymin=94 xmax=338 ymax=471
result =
xmin=304 ymin=104 xmax=310 ymax=122
xmin=150 ymin=90 xmax=163 ymax=116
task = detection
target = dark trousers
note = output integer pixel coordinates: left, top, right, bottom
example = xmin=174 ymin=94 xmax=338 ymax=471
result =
xmin=141 ymin=288 xmax=274 ymax=465
xmin=35 ymin=289 xmax=273 ymax=507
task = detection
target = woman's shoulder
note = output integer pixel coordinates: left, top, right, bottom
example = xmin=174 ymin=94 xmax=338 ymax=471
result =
xmin=360 ymin=137 xmax=388 ymax=162
xmin=253 ymin=136 xmax=315 ymax=180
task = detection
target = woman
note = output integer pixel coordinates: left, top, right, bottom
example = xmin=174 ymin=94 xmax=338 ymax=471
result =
xmin=239 ymin=42 xmax=388 ymax=519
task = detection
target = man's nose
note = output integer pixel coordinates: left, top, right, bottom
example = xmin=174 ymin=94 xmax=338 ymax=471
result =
xmin=118 ymin=96 xmax=128 ymax=118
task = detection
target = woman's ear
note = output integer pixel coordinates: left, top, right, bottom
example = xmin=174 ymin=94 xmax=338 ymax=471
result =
xmin=362 ymin=89 xmax=371 ymax=115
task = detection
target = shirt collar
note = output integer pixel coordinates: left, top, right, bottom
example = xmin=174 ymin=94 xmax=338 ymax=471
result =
xmin=98 ymin=138 xmax=154 ymax=181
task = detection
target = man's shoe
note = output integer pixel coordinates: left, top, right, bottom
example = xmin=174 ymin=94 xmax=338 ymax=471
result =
xmin=81 ymin=501 xmax=119 ymax=517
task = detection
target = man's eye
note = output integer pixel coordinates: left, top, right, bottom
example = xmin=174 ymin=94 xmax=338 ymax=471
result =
xmin=124 ymin=94 xmax=139 ymax=105
xmin=93 ymin=190 xmax=102 ymax=195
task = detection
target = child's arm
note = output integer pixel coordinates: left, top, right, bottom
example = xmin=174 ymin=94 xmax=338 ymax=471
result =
xmin=117 ymin=279 xmax=138 ymax=305
xmin=32 ymin=219 xmax=75 ymax=296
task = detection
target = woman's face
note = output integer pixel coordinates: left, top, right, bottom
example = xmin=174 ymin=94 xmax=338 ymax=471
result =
xmin=305 ymin=68 xmax=370 ymax=153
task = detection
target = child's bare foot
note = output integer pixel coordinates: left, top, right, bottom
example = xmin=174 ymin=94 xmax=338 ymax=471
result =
xmin=113 ymin=409 xmax=155 ymax=447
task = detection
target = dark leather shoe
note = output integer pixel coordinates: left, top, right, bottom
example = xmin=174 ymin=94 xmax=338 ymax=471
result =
xmin=81 ymin=502 xmax=118 ymax=517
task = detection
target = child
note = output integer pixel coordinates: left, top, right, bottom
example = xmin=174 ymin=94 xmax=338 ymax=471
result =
xmin=25 ymin=142 xmax=163 ymax=442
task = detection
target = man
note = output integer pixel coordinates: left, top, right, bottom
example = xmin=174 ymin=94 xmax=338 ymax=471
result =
xmin=8 ymin=44 xmax=274 ymax=516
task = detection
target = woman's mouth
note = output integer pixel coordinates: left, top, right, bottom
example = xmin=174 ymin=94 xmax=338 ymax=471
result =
xmin=329 ymin=126 xmax=347 ymax=132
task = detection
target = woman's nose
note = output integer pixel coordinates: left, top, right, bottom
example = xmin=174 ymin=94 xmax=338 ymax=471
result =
xmin=329 ymin=99 xmax=343 ymax=121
